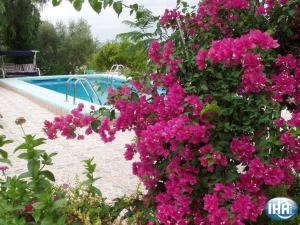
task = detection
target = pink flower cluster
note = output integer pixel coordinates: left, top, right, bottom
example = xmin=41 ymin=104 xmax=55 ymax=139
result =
xmin=148 ymin=40 xmax=181 ymax=79
xmin=160 ymin=9 xmax=183 ymax=28
xmin=203 ymin=183 xmax=266 ymax=225
xmin=44 ymin=103 xmax=94 ymax=140
xmin=199 ymin=144 xmax=227 ymax=172
xmin=0 ymin=166 xmax=8 ymax=172
xmin=238 ymin=157 xmax=289 ymax=193
xmin=196 ymin=29 xmax=279 ymax=93
xmin=269 ymin=54 xmax=300 ymax=111
xmin=230 ymin=136 xmax=256 ymax=163
xmin=256 ymin=0 xmax=290 ymax=15
xmin=191 ymin=0 xmax=250 ymax=34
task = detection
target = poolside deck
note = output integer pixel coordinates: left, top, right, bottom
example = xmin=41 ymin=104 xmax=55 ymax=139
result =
xmin=0 ymin=86 xmax=139 ymax=200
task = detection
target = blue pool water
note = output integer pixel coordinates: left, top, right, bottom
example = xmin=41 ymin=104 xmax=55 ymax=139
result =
xmin=24 ymin=76 xmax=125 ymax=105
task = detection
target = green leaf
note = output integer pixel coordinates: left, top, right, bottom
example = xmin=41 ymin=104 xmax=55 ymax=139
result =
xmin=57 ymin=216 xmax=66 ymax=225
xmin=208 ymin=159 xmax=214 ymax=166
xmin=89 ymin=0 xmax=102 ymax=13
xmin=49 ymin=152 xmax=58 ymax=158
xmin=130 ymin=3 xmax=138 ymax=12
xmin=200 ymin=100 xmax=220 ymax=116
xmin=0 ymin=136 xmax=13 ymax=147
xmin=113 ymin=1 xmax=123 ymax=16
xmin=289 ymin=9 xmax=296 ymax=16
xmin=110 ymin=109 xmax=116 ymax=120
xmin=136 ymin=10 xmax=144 ymax=20
xmin=0 ymin=149 xmax=8 ymax=159
xmin=40 ymin=170 xmax=55 ymax=182
xmin=34 ymin=202 xmax=46 ymax=210
xmin=52 ymin=0 xmax=62 ymax=6
xmin=130 ymin=92 xmax=139 ymax=102
xmin=91 ymin=120 xmax=101 ymax=133
xmin=28 ymin=160 xmax=40 ymax=178
xmin=0 ymin=158 xmax=11 ymax=165
xmin=103 ymin=109 xmax=112 ymax=118
xmin=41 ymin=216 xmax=53 ymax=225
xmin=32 ymin=209 xmax=41 ymax=221
xmin=53 ymin=199 xmax=66 ymax=209
xmin=103 ymin=0 xmax=113 ymax=8
xmin=18 ymin=152 xmax=29 ymax=159
xmin=73 ymin=0 xmax=84 ymax=11
xmin=19 ymin=172 xmax=31 ymax=179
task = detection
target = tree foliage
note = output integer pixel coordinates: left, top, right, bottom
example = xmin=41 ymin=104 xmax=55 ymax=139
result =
xmin=89 ymin=39 xmax=147 ymax=76
xmin=36 ymin=19 xmax=97 ymax=75
xmin=0 ymin=0 xmax=46 ymax=50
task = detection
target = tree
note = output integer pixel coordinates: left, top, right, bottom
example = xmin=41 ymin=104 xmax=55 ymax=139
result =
xmin=0 ymin=0 xmax=46 ymax=50
xmin=59 ymin=19 xmax=96 ymax=74
xmin=90 ymin=39 xmax=147 ymax=76
xmin=36 ymin=19 xmax=97 ymax=75
xmin=36 ymin=21 xmax=65 ymax=74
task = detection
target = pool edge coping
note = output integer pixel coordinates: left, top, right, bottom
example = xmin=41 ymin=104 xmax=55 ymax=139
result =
xmin=0 ymin=74 xmax=123 ymax=115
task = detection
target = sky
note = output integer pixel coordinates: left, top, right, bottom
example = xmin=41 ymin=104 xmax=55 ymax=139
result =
xmin=41 ymin=0 xmax=194 ymax=42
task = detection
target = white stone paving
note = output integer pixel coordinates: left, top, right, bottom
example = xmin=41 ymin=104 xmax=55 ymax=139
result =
xmin=0 ymin=86 xmax=139 ymax=201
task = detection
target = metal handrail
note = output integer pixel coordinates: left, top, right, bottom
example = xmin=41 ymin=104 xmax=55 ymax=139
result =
xmin=74 ymin=79 xmax=94 ymax=104
xmin=66 ymin=76 xmax=81 ymax=102
xmin=65 ymin=76 xmax=102 ymax=105
xmin=76 ymin=78 xmax=102 ymax=105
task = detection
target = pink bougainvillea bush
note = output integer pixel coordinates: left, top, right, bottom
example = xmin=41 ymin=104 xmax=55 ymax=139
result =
xmin=44 ymin=0 xmax=300 ymax=224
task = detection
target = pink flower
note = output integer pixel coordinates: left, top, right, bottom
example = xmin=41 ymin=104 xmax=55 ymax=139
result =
xmin=213 ymin=183 xmax=234 ymax=200
xmin=124 ymin=144 xmax=135 ymax=160
xmin=208 ymin=208 xmax=229 ymax=225
xmin=275 ymin=118 xmax=285 ymax=127
xmin=0 ymin=166 xmax=8 ymax=172
xmin=288 ymin=112 xmax=300 ymax=127
xmin=279 ymin=0 xmax=288 ymax=4
xmin=204 ymin=194 xmax=219 ymax=212
xmin=276 ymin=54 xmax=297 ymax=69
xmin=264 ymin=167 xmax=284 ymax=185
xmin=160 ymin=9 xmax=182 ymax=27
xmin=196 ymin=50 xmax=208 ymax=70
xmin=53 ymin=195 xmax=59 ymax=201
xmin=256 ymin=6 xmax=265 ymax=15
xmin=77 ymin=135 xmax=84 ymax=140
xmin=185 ymin=95 xmax=204 ymax=116
xmin=230 ymin=136 xmax=256 ymax=163
xmin=24 ymin=203 xmax=33 ymax=212
xmin=231 ymin=194 xmax=257 ymax=221
xmin=148 ymin=41 xmax=162 ymax=66
xmin=98 ymin=117 xmax=116 ymax=143
xmin=279 ymin=131 xmax=296 ymax=148
xmin=43 ymin=104 xmax=95 ymax=140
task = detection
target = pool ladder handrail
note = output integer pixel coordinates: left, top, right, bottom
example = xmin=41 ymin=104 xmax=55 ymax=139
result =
xmin=65 ymin=77 xmax=102 ymax=105
xmin=107 ymin=74 xmax=116 ymax=88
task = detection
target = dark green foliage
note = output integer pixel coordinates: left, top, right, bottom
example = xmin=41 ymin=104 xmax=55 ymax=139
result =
xmin=0 ymin=0 xmax=43 ymax=50
xmin=36 ymin=19 xmax=97 ymax=75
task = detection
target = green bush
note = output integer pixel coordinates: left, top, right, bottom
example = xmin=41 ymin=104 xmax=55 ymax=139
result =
xmin=0 ymin=119 xmax=139 ymax=225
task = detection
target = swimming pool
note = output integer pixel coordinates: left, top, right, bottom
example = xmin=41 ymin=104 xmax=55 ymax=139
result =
xmin=24 ymin=76 xmax=124 ymax=105
xmin=0 ymin=74 xmax=127 ymax=114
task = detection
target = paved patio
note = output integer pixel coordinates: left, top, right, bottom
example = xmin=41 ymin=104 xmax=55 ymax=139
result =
xmin=0 ymin=86 xmax=139 ymax=200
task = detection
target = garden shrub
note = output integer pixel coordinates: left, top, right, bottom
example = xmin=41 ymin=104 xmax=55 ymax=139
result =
xmin=44 ymin=0 xmax=300 ymax=224
xmin=0 ymin=119 xmax=138 ymax=225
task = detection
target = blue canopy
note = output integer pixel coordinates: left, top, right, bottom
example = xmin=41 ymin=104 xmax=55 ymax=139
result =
xmin=0 ymin=50 xmax=39 ymax=57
